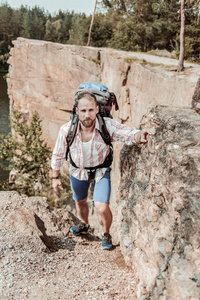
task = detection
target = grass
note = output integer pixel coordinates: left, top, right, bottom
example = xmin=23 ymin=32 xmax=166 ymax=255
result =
xmin=123 ymin=57 xmax=162 ymax=68
xmin=123 ymin=57 xmax=140 ymax=64
xmin=91 ymin=59 xmax=101 ymax=65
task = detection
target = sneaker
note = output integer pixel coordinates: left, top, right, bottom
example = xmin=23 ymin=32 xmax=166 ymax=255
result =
xmin=70 ymin=222 xmax=90 ymax=236
xmin=102 ymin=233 xmax=113 ymax=250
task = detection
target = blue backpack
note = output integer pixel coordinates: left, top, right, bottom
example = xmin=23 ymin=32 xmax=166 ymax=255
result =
xmin=74 ymin=82 xmax=118 ymax=117
xmin=66 ymin=82 xmax=119 ymax=175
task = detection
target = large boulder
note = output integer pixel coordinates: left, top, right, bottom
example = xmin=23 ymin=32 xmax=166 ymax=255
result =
xmin=0 ymin=191 xmax=79 ymax=252
xmin=118 ymin=106 xmax=200 ymax=299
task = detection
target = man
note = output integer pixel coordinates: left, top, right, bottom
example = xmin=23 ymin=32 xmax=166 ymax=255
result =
xmin=51 ymin=92 xmax=155 ymax=250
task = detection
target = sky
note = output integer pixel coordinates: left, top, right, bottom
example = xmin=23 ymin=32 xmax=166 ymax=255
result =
xmin=4 ymin=0 xmax=96 ymax=15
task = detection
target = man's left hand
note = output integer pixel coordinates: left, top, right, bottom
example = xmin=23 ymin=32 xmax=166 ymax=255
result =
xmin=134 ymin=127 xmax=156 ymax=145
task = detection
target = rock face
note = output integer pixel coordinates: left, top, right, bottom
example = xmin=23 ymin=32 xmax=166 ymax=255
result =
xmin=0 ymin=191 xmax=79 ymax=253
xmin=7 ymin=38 xmax=200 ymax=241
xmin=119 ymin=106 xmax=200 ymax=299
xmin=6 ymin=38 xmax=200 ymax=299
xmin=7 ymin=38 xmax=200 ymax=147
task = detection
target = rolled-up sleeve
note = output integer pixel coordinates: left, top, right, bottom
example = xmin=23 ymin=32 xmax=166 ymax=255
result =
xmin=104 ymin=118 xmax=140 ymax=145
xmin=51 ymin=122 xmax=71 ymax=170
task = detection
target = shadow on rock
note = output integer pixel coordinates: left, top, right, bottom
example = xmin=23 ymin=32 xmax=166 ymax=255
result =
xmin=49 ymin=236 xmax=76 ymax=251
xmin=34 ymin=213 xmax=76 ymax=252
xmin=79 ymin=232 xmax=101 ymax=242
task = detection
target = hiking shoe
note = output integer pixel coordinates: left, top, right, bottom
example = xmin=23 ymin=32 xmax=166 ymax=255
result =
xmin=102 ymin=233 xmax=113 ymax=250
xmin=70 ymin=222 xmax=90 ymax=236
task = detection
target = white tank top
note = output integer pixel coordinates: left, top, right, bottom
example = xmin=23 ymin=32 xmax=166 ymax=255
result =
xmin=82 ymin=139 xmax=92 ymax=167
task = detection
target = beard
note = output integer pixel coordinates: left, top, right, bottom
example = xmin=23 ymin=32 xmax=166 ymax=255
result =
xmin=80 ymin=118 xmax=96 ymax=128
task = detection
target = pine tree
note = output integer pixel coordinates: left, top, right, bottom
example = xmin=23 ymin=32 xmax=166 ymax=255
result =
xmin=0 ymin=108 xmax=51 ymax=196
xmin=0 ymin=108 xmax=72 ymax=206
xmin=102 ymin=0 xmax=180 ymax=52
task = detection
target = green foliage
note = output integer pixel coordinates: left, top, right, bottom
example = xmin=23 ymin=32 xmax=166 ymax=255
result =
xmin=0 ymin=108 xmax=51 ymax=196
xmin=106 ymin=0 xmax=180 ymax=52
xmin=102 ymin=0 xmax=200 ymax=60
xmin=0 ymin=107 xmax=72 ymax=205
xmin=0 ymin=0 xmax=200 ymax=67
xmin=0 ymin=4 xmax=85 ymax=68
xmin=89 ymin=14 xmax=113 ymax=47
xmin=0 ymin=3 xmax=14 ymax=68
xmin=18 ymin=5 xmax=47 ymax=40
xmin=0 ymin=45 xmax=10 ymax=70
xmin=91 ymin=59 xmax=101 ymax=65
xmin=184 ymin=0 xmax=200 ymax=61
xmin=0 ymin=109 xmax=51 ymax=195
xmin=68 ymin=13 xmax=89 ymax=46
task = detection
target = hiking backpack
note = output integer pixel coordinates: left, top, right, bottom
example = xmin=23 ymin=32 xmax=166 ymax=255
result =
xmin=66 ymin=82 xmax=119 ymax=172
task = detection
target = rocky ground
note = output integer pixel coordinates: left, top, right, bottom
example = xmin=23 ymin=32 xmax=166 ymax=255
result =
xmin=0 ymin=191 xmax=138 ymax=300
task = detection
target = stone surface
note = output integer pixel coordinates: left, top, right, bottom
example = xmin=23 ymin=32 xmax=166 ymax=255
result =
xmin=0 ymin=191 xmax=137 ymax=300
xmin=6 ymin=38 xmax=200 ymax=298
xmin=192 ymin=77 xmax=200 ymax=114
xmin=118 ymin=106 xmax=200 ymax=299
xmin=7 ymin=39 xmax=101 ymax=146
xmin=7 ymin=40 xmax=200 ymax=229
xmin=0 ymin=191 xmax=78 ymax=252
xmin=7 ymin=38 xmax=200 ymax=147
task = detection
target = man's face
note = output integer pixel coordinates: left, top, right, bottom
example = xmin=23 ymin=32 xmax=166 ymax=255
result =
xmin=76 ymin=97 xmax=99 ymax=128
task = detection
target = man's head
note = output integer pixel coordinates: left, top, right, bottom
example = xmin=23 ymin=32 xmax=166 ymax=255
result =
xmin=76 ymin=92 xmax=99 ymax=128
xmin=76 ymin=92 xmax=98 ymax=107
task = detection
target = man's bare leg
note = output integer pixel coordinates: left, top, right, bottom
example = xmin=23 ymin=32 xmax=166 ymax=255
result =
xmin=94 ymin=202 xmax=112 ymax=233
xmin=75 ymin=198 xmax=89 ymax=224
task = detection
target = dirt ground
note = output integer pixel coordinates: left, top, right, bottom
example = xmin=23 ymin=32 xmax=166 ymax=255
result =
xmin=0 ymin=227 xmax=138 ymax=300
xmin=0 ymin=191 xmax=138 ymax=300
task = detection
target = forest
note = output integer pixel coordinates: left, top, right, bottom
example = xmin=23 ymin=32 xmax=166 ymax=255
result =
xmin=0 ymin=0 xmax=200 ymax=71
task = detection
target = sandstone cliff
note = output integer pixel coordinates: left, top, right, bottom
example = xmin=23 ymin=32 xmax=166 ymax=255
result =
xmin=6 ymin=38 xmax=200 ymax=299
xmin=7 ymin=38 xmax=200 ymax=147
xmin=7 ymin=37 xmax=200 ymax=236
xmin=119 ymin=106 xmax=200 ymax=299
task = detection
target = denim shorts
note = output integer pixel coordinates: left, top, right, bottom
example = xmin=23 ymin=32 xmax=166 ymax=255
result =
xmin=70 ymin=168 xmax=111 ymax=204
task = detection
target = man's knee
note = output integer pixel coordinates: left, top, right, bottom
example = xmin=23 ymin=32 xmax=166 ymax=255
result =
xmin=94 ymin=202 xmax=109 ymax=214
xmin=75 ymin=197 xmax=87 ymax=207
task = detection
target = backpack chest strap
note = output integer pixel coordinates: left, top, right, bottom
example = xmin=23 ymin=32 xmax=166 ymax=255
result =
xmin=68 ymin=147 xmax=113 ymax=171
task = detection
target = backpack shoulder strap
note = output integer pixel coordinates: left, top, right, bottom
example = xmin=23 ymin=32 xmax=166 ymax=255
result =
xmin=66 ymin=113 xmax=79 ymax=160
xmin=96 ymin=114 xmax=112 ymax=147
xmin=67 ymin=114 xmax=113 ymax=169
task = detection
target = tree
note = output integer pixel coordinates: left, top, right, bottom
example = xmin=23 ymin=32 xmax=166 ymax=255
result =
xmin=68 ymin=13 xmax=89 ymax=46
xmin=101 ymin=0 xmax=180 ymax=52
xmin=20 ymin=6 xmax=47 ymax=40
xmin=0 ymin=108 xmax=51 ymax=196
xmin=44 ymin=19 xmax=58 ymax=42
xmin=102 ymin=0 xmax=128 ymax=12
xmin=0 ymin=108 xmax=72 ymax=205
xmin=177 ymin=0 xmax=185 ymax=71
xmin=183 ymin=0 xmax=200 ymax=61
xmin=0 ymin=1 xmax=199 ymax=65
xmin=87 ymin=0 xmax=98 ymax=46
xmin=0 ymin=3 xmax=13 ymax=42
xmin=87 ymin=14 xmax=113 ymax=47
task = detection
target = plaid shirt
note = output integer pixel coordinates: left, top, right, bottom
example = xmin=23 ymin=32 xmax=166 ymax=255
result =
xmin=51 ymin=117 xmax=140 ymax=182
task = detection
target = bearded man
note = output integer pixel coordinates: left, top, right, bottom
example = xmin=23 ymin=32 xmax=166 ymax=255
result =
xmin=51 ymin=92 xmax=155 ymax=250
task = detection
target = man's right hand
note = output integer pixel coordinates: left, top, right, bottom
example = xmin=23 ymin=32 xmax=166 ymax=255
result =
xmin=134 ymin=127 xmax=156 ymax=146
xmin=52 ymin=178 xmax=63 ymax=196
